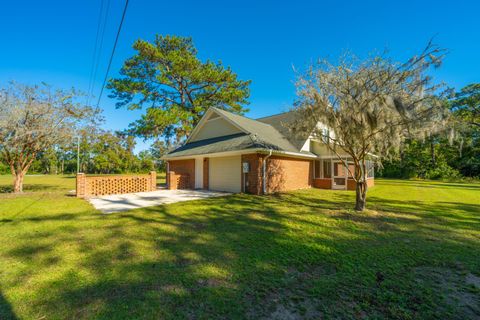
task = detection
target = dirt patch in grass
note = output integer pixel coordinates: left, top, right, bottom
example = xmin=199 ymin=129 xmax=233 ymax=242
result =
xmin=414 ymin=267 xmax=480 ymax=319
xmin=245 ymin=263 xmax=338 ymax=319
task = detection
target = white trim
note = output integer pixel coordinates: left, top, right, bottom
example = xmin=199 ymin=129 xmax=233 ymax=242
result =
xmin=258 ymin=150 xmax=318 ymax=159
xmin=163 ymin=148 xmax=318 ymax=161
xmin=332 ymin=159 xmax=348 ymax=190
xmin=163 ymin=149 xmax=257 ymax=160
xmin=316 ymin=154 xmax=350 ymax=159
xmin=194 ymin=156 xmax=204 ymax=189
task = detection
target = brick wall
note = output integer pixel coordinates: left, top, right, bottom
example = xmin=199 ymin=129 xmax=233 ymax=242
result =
xmin=267 ymin=155 xmax=313 ymax=193
xmin=203 ymin=158 xmax=209 ymax=189
xmin=241 ymin=153 xmax=263 ymax=194
xmin=313 ymin=178 xmax=331 ymax=189
xmin=76 ymin=171 xmax=156 ymax=198
xmin=167 ymin=159 xmax=195 ymax=190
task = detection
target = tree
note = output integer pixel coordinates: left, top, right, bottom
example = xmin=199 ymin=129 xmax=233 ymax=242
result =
xmin=149 ymin=139 xmax=169 ymax=171
xmin=137 ymin=150 xmax=156 ymax=172
xmin=108 ymin=35 xmax=251 ymax=142
xmin=0 ymin=83 xmax=99 ymax=193
xmin=452 ymin=83 xmax=480 ymax=128
xmin=291 ymin=43 xmax=448 ymax=211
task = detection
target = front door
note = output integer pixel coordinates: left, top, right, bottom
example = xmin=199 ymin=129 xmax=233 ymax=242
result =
xmin=332 ymin=161 xmax=347 ymax=189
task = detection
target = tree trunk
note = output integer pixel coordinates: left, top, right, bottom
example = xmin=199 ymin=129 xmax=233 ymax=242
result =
xmin=355 ymin=180 xmax=367 ymax=211
xmin=354 ymin=160 xmax=369 ymax=212
xmin=13 ymin=171 xmax=25 ymax=193
xmin=11 ymin=156 xmax=35 ymax=194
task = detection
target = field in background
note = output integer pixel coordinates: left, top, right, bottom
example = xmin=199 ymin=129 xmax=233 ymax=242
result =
xmin=0 ymin=177 xmax=479 ymax=319
xmin=0 ymin=173 xmax=166 ymax=194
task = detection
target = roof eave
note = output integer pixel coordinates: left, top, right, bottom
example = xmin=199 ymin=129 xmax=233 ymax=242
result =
xmin=162 ymin=147 xmax=317 ymax=160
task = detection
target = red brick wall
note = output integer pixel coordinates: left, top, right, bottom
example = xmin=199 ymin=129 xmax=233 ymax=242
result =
xmin=266 ymin=155 xmax=313 ymax=193
xmin=167 ymin=159 xmax=195 ymax=190
xmin=313 ymin=178 xmax=331 ymax=189
xmin=241 ymin=153 xmax=263 ymax=194
xmin=203 ymin=158 xmax=209 ymax=189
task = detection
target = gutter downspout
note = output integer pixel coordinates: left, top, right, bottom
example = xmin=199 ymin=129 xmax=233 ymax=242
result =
xmin=262 ymin=149 xmax=273 ymax=194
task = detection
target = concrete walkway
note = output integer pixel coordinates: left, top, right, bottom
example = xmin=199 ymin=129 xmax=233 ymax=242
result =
xmin=88 ymin=189 xmax=230 ymax=214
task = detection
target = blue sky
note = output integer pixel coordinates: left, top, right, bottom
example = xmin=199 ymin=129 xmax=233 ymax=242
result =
xmin=1 ymin=0 xmax=479 ymax=152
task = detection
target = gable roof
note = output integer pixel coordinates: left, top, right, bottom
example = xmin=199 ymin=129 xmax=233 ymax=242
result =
xmin=164 ymin=107 xmax=315 ymax=159
xmin=256 ymin=111 xmax=311 ymax=150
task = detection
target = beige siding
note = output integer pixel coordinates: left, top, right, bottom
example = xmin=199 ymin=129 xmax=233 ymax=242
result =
xmin=209 ymin=156 xmax=241 ymax=192
xmin=190 ymin=117 xmax=242 ymax=142
xmin=310 ymin=140 xmax=350 ymax=157
xmin=310 ymin=140 xmax=330 ymax=155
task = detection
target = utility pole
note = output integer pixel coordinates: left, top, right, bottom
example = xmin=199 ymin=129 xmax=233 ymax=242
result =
xmin=77 ymin=136 xmax=80 ymax=173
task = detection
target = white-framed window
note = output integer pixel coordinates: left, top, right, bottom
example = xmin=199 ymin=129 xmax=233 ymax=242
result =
xmin=367 ymin=160 xmax=375 ymax=178
xmin=323 ymin=159 xmax=332 ymax=178
xmin=322 ymin=128 xmax=330 ymax=144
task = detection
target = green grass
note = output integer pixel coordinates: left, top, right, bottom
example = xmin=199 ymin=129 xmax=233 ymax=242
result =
xmin=0 ymin=176 xmax=479 ymax=319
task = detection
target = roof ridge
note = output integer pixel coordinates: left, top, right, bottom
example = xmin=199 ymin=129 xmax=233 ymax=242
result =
xmin=212 ymin=107 xmax=277 ymax=131
xmin=255 ymin=109 xmax=294 ymax=120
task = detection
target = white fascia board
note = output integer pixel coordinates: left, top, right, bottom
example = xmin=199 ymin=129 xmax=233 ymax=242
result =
xmin=257 ymin=149 xmax=318 ymax=159
xmin=162 ymin=148 xmax=318 ymax=161
xmin=162 ymin=149 xmax=259 ymax=160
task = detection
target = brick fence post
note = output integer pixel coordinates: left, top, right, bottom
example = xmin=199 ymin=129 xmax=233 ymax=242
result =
xmin=76 ymin=173 xmax=86 ymax=197
xmin=149 ymin=171 xmax=157 ymax=191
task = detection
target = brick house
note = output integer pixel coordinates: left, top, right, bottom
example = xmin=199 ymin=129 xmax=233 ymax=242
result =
xmin=163 ymin=107 xmax=374 ymax=194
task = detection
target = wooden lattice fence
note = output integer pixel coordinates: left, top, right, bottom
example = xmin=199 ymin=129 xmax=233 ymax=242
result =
xmin=76 ymin=172 xmax=157 ymax=197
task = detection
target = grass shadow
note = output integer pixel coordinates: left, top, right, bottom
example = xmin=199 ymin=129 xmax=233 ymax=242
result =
xmin=0 ymin=183 xmax=479 ymax=319
xmin=0 ymin=291 xmax=17 ymax=320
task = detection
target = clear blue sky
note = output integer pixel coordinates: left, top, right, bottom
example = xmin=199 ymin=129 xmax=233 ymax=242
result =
xmin=1 ymin=0 xmax=479 ymax=152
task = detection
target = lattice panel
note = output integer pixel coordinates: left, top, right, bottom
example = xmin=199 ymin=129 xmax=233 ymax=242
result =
xmin=176 ymin=174 xmax=190 ymax=189
xmin=77 ymin=172 xmax=156 ymax=197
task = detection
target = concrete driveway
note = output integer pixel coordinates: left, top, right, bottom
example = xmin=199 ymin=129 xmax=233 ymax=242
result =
xmin=88 ymin=189 xmax=230 ymax=214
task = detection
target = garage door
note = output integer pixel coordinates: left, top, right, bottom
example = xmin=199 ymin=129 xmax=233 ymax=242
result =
xmin=209 ymin=156 xmax=241 ymax=192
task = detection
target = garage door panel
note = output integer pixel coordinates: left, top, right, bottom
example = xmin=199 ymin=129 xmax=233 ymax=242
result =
xmin=209 ymin=156 xmax=241 ymax=193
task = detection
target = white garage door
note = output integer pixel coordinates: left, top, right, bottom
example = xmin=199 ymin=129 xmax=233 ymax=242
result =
xmin=209 ymin=156 xmax=241 ymax=193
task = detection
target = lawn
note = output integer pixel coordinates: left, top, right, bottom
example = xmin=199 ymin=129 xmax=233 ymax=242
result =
xmin=0 ymin=176 xmax=479 ymax=319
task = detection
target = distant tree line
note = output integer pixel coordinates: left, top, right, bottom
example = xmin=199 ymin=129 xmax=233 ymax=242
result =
xmin=378 ymin=84 xmax=480 ymax=180
xmin=0 ymin=130 xmax=167 ymax=175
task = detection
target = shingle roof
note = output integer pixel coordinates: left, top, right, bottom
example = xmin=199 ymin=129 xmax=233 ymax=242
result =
xmin=213 ymin=108 xmax=299 ymax=152
xmin=165 ymin=133 xmax=252 ymax=158
xmin=256 ymin=111 xmax=311 ymax=150
xmin=165 ymin=107 xmax=315 ymax=158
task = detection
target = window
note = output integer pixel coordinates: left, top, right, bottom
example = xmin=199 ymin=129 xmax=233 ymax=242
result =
xmin=314 ymin=160 xmax=321 ymax=178
xmin=323 ymin=160 xmax=331 ymax=178
xmin=322 ymin=128 xmax=330 ymax=144
xmin=367 ymin=160 xmax=375 ymax=178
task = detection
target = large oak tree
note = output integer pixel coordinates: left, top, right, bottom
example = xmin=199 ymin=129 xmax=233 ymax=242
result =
xmin=291 ymin=43 xmax=449 ymax=211
xmin=0 ymin=83 xmax=99 ymax=193
xmin=108 ymin=35 xmax=251 ymax=142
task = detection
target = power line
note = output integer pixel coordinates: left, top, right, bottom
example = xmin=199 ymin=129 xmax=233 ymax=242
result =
xmin=89 ymin=0 xmax=112 ymax=106
xmin=96 ymin=0 xmax=130 ymax=109
xmin=86 ymin=0 xmax=105 ymax=107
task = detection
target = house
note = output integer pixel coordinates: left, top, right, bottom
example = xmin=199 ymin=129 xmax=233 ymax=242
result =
xmin=163 ymin=107 xmax=374 ymax=194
